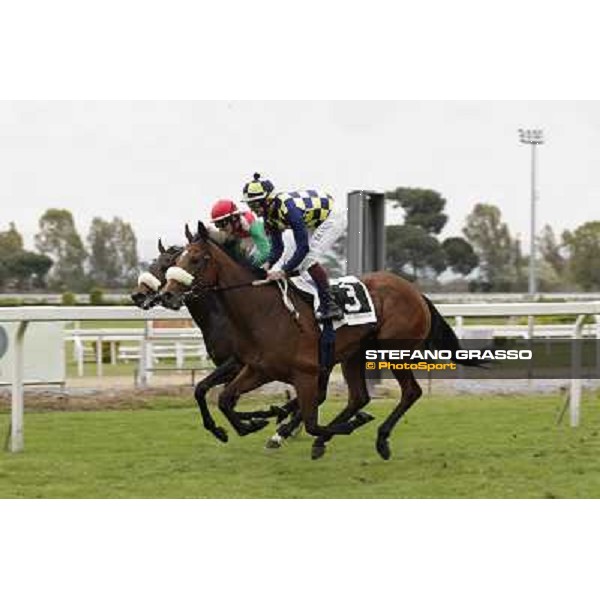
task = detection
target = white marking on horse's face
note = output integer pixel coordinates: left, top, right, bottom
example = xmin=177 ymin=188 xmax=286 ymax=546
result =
xmin=180 ymin=249 xmax=189 ymax=260
xmin=166 ymin=266 xmax=195 ymax=287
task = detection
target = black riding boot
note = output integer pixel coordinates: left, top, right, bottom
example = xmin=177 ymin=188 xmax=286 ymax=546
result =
xmin=318 ymin=287 xmax=344 ymax=322
xmin=308 ymin=263 xmax=344 ymax=322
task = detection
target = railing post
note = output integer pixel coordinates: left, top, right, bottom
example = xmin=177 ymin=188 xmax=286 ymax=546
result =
xmin=527 ymin=315 xmax=535 ymax=339
xmin=137 ymin=321 xmax=152 ymax=387
xmin=10 ymin=321 xmax=28 ymax=453
xmin=570 ymin=314 xmax=585 ymax=427
xmin=455 ymin=316 xmax=464 ymax=339
xmin=74 ymin=336 xmax=84 ymax=377
xmin=96 ymin=335 xmax=103 ymax=377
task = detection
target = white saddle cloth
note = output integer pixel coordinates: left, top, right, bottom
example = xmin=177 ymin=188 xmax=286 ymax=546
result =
xmin=289 ymin=273 xmax=377 ymax=330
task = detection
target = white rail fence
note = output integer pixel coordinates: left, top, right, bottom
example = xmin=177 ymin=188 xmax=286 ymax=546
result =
xmin=68 ymin=322 xmax=600 ymax=378
xmin=2 ymin=302 xmax=600 ymax=453
xmin=66 ymin=326 xmax=209 ymax=378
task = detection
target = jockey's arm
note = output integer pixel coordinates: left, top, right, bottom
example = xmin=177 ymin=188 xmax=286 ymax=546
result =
xmin=248 ymin=219 xmax=271 ymax=267
xmin=280 ymin=201 xmax=309 ymax=274
xmin=266 ymin=230 xmax=284 ymax=267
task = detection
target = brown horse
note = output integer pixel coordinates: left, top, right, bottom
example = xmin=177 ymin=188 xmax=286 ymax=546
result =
xmin=130 ymin=237 xmax=309 ymax=443
xmin=161 ymin=222 xmax=481 ymax=460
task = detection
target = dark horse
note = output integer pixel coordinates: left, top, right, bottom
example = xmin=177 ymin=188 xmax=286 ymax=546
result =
xmin=131 ymin=238 xmax=301 ymax=443
xmin=161 ymin=222 xmax=483 ymax=460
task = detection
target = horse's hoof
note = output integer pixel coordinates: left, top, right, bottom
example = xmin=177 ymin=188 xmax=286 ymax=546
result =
xmin=265 ymin=436 xmax=283 ymax=450
xmin=311 ymin=444 xmax=327 ymax=460
xmin=212 ymin=427 xmax=228 ymax=443
xmin=376 ymin=437 xmax=391 ymax=460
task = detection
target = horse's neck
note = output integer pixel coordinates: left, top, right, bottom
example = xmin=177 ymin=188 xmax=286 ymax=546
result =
xmin=213 ymin=251 xmax=281 ymax=335
xmin=185 ymin=293 xmax=218 ymax=330
xmin=185 ymin=294 xmax=232 ymax=363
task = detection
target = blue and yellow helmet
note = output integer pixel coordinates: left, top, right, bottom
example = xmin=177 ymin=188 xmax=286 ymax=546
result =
xmin=243 ymin=173 xmax=275 ymax=203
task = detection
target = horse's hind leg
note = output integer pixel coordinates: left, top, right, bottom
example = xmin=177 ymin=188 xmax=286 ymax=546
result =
xmin=265 ymin=409 xmax=303 ymax=449
xmin=311 ymin=352 xmax=374 ymax=460
xmin=375 ymin=370 xmax=422 ymax=460
xmin=225 ymin=383 xmax=297 ymax=424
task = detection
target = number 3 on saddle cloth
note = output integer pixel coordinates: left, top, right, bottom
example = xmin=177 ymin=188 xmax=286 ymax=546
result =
xmin=288 ymin=274 xmax=377 ymax=373
xmin=289 ymin=274 xmax=377 ymax=329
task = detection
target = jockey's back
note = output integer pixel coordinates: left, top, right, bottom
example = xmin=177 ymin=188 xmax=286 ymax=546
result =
xmin=265 ymin=190 xmax=334 ymax=233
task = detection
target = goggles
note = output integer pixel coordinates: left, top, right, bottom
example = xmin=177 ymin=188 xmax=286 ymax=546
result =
xmin=214 ymin=216 xmax=234 ymax=229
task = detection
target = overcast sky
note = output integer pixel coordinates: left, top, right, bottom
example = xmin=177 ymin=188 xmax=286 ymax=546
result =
xmin=2 ymin=100 xmax=599 ymax=260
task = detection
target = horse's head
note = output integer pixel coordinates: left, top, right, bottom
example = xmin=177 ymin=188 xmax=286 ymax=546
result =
xmin=131 ymin=238 xmax=183 ymax=309
xmin=160 ymin=221 xmax=219 ymax=311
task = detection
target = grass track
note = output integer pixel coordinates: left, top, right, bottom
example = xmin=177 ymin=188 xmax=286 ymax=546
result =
xmin=1 ymin=394 xmax=600 ymax=498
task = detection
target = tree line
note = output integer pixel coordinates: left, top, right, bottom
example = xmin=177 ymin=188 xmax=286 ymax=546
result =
xmin=384 ymin=187 xmax=600 ymax=292
xmin=0 ymin=209 xmax=138 ymax=292
xmin=2 ymin=191 xmax=600 ymax=293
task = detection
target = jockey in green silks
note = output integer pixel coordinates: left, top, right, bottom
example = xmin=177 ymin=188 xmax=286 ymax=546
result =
xmin=209 ymin=198 xmax=271 ymax=268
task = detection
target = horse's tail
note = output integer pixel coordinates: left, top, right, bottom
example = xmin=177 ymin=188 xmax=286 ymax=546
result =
xmin=422 ymin=295 xmax=488 ymax=367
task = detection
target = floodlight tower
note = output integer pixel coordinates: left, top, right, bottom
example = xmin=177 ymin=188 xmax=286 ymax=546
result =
xmin=518 ymin=128 xmax=544 ymax=296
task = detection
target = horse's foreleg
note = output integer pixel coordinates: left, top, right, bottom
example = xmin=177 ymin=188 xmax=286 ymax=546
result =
xmin=375 ymin=370 xmax=422 ymax=460
xmin=267 ymin=370 xmax=334 ymax=450
xmin=311 ymin=353 xmax=374 ymax=459
xmin=218 ymin=365 xmax=271 ymax=436
xmin=294 ymin=376 xmax=355 ymax=457
xmin=193 ymin=358 xmax=242 ymax=443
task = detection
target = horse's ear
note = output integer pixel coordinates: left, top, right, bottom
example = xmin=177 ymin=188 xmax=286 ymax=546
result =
xmin=197 ymin=220 xmax=208 ymax=240
xmin=158 ymin=238 xmax=166 ymax=254
xmin=184 ymin=223 xmax=193 ymax=243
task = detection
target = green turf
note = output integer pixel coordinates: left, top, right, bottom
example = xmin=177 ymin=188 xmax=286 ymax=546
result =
xmin=1 ymin=394 xmax=600 ymax=498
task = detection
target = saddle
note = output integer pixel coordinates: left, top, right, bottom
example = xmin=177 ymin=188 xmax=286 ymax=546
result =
xmin=286 ymin=274 xmax=377 ymax=329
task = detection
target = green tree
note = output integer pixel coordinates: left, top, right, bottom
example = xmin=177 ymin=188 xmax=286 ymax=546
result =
xmin=386 ymin=224 xmax=446 ymax=280
xmin=35 ymin=209 xmax=87 ymax=291
xmin=463 ymin=203 xmax=519 ymax=291
xmin=386 ymin=187 xmax=449 ymax=234
xmin=87 ymin=217 xmax=139 ymax=288
xmin=562 ymin=221 xmax=600 ymax=291
xmin=0 ymin=222 xmax=24 ymax=254
xmin=538 ymin=224 xmax=566 ymax=276
xmin=0 ymin=260 xmax=8 ymax=289
xmin=441 ymin=237 xmax=479 ymax=276
xmin=3 ymin=251 xmax=53 ymax=290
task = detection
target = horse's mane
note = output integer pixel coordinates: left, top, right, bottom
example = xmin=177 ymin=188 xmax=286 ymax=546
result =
xmin=192 ymin=233 xmax=266 ymax=278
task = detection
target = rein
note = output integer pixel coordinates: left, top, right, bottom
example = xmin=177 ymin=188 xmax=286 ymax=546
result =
xmin=182 ymin=275 xmax=301 ymax=324
xmin=185 ymin=269 xmax=301 ymax=295
xmin=212 ymin=280 xmax=263 ymax=293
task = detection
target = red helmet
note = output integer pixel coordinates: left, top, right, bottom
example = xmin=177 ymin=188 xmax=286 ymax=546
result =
xmin=210 ymin=199 xmax=239 ymax=223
